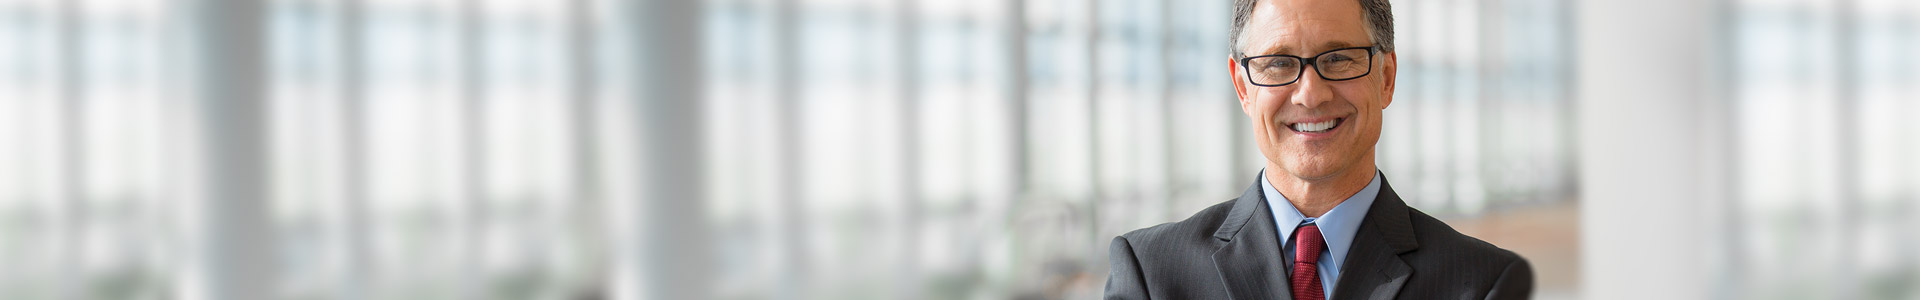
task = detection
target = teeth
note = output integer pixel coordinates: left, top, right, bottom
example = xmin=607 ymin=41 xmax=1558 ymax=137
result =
xmin=1290 ymin=119 xmax=1339 ymax=132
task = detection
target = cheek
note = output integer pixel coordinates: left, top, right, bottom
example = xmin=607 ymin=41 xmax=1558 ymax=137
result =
xmin=1257 ymin=89 xmax=1299 ymax=121
xmin=1247 ymin=91 xmax=1283 ymax=128
xmin=1252 ymin=89 xmax=1283 ymax=111
xmin=1333 ymin=86 xmax=1376 ymax=110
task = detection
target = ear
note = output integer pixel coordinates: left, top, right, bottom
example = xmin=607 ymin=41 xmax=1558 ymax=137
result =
xmin=1378 ymin=52 xmax=1397 ymax=109
xmin=1230 ymin=56 xmax=1254 ymax=116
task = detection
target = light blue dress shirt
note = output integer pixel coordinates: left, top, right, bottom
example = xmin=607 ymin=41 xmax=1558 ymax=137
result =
xmin=1261 ymin=169 xmax=1382 ymax=299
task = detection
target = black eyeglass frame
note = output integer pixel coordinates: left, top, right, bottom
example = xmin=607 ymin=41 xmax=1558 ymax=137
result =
xmin=1237 ymin=45 xmax=1379 ymax=87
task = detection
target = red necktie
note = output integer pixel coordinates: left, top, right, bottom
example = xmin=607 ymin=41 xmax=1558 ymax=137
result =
xmin=1291 ymin=224 xmax=1326 ymax=300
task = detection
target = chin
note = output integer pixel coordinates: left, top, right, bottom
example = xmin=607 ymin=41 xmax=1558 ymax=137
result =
xmin=1278 ymin=156 xmax=1345 ymax=181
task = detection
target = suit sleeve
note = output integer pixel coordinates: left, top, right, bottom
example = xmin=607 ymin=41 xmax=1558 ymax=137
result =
xmin=1483 ymin=256 xmax=1535 ymax=300
xmin=1105 ymin=236 xmax=1150 ymax=300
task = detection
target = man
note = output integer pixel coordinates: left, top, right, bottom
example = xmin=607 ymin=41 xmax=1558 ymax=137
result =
xmin=1102 ymin=0 xmax=1533 ymax=299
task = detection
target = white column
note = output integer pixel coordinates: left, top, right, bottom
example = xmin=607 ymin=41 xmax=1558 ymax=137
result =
xmin=1575 ymin=0 xmax=1723 ymax=298
xmin=52 ymin=0 xmax=86 ymax=298
xmin=892 ymin=0 xmax=923 ymax=298
xmin=564 ymin=0 xmax=607 ymax=292
xmin=773 ymin=0 xmax=810 ymax=297
xmin=335 ymin=0 xmax=371 ymax=297
xmin=181 ymin=0 xmax=276 ymax=298
xmin=453 ymin=0 xmax=490 ymax=297
xmin=616 ymin=0 xmax=708 ymax=299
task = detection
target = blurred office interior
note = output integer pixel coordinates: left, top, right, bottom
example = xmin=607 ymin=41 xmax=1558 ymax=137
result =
xmin=0 ymin=0 xmax=1914 ymax=299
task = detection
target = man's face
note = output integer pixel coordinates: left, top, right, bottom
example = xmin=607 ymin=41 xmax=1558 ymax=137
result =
xmin=1232 ymin=0 xmax=1396 ymax=181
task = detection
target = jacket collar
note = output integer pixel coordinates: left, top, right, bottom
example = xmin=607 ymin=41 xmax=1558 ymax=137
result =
xmin=1211 ymin=172 xmax=1419 ymax=300
xmin=1329 ymin=176 xmax=1416 ymax=299
xmin=1211 ymin=172 xmax=1293 ymax=300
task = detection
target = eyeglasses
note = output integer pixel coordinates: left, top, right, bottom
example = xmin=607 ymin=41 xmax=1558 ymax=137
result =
xmin=1237 ymin=46 xmax=1378 ymax=87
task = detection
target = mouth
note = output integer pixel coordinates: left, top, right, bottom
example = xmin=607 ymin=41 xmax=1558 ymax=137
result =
xmin=1287 ymin=117 xmax=1346 ymax=134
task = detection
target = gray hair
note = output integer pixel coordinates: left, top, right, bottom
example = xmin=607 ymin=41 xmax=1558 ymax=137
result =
xmin=1229 ymin=0 xmax=1394 ymax=57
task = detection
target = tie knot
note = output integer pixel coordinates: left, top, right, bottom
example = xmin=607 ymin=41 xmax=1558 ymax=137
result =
xmin=1293 ymin=224 xmax=1325 ymax=264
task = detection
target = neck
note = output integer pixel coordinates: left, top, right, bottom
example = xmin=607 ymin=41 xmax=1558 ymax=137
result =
xmin=1265 ymin=154 xmax=1376 ymax=218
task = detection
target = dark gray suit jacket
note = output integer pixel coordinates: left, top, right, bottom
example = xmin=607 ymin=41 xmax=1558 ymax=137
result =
xmin=1105 ymin=173 xmax=1533 ymax=299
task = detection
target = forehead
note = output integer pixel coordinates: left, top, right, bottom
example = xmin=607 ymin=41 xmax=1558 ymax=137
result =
xmin=1240 ymin=0 xmax=1372 ymax=56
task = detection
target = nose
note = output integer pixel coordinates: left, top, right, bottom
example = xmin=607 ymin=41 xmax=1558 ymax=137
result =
xmin=1289 ymin=65 xmax=1334 ymax=108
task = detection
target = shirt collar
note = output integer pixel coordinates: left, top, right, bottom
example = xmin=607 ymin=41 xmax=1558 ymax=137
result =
xmin=1261 ymin=168 xmax=1382 ymax=269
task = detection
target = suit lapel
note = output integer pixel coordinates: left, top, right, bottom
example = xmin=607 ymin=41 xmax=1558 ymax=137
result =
xmin=1331 ymin=176 xmax=1420 ymax=300
xmin=1211 ymin=176 xmax=1292 ymax=300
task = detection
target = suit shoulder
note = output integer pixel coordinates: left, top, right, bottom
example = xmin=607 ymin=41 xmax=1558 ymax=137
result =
xmin=1117 ymin=198 xmax=1238 ymax=246
xmin=1403 ymin=207 xmax=1525 ymax=262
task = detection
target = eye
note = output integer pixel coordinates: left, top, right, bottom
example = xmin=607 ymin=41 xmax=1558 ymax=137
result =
xmin=1260 ymin=58 xmax=1298 ymax=70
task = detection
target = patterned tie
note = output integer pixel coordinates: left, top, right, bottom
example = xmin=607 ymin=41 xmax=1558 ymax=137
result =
xmin=1291 ymin=223 xmax=1326 ymax=300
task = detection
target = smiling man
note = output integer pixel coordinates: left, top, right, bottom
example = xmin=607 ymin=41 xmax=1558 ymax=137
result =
xmin=1102 ymin=0 xmax=1533 ymax=299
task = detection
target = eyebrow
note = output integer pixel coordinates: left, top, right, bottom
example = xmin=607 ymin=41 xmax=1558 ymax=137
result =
xmin=1255 ymin=40 xmax=1362 ymax=57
